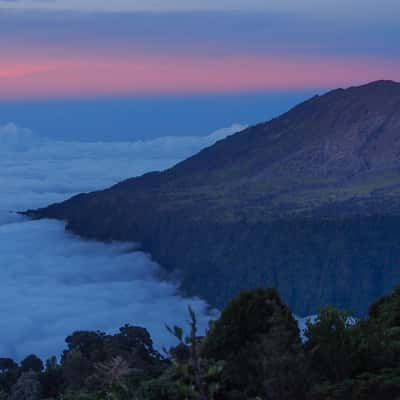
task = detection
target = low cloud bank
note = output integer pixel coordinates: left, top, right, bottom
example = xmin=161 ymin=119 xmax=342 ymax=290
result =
xmin=0 ymin=123 xmax=244 ymax=360
xmin=0 ymin=219 xmax=216 ymax=361
xmin=0 ymin=122 xmax=244 ymax=223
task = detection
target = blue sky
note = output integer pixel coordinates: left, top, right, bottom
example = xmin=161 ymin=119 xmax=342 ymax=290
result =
xmin=0 ymin=0 xmax=399 ymax=139
xmin=0 ymin=91 xmax=315 ymax=141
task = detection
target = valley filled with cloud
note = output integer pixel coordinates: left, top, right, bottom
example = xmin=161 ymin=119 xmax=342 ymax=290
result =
xmin=0 ymin=123 xmax=243 ymax=360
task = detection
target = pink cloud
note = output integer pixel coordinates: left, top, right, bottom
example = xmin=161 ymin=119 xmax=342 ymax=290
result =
xmin=0 ymin=62 xmax=57 ymax=79
xmin=0 ymin=52 xmax=399 ymax=98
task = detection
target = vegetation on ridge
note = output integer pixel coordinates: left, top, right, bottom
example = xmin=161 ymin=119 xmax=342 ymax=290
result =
xmin=1 ymin=286 xmax=400 ymax=399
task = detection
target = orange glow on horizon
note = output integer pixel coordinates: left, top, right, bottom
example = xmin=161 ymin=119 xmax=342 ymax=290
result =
xmin=0 ymin=53 xmax=399 ymax=98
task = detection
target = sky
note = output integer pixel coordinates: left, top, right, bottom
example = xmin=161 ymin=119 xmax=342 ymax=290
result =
xmin=0 ymin=0 xmax=399 ymax=139
xmin=1 ymin=0 xmax=400 ymax=15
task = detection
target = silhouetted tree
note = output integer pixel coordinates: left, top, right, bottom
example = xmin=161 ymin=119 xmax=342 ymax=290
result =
xmin=304 ymin=307 xmax=358 ymax=383
xmin=0 ymin=359 xmax=17 ymax=374
xmin=20 ymin=355 xmax=43 ymax=373
xmin=63 ymin=331 xmax=106 ymax=363
xmin=202 ymin=288 xmax=303 ymax=399
xmin=40 ymin=356 xmax=63 ymax=399
xmin=0 ymin=358 xmax=19 ymax=393
xmin=9 ymin=371 xmax=41 ymax=400
xmin=61 ymin=349 xmax=92 ymax=391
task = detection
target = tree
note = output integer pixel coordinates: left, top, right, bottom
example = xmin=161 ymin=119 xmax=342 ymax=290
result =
xmin=0 ymin=359 xmax=17 ymax=374
xmin=202 ymin=288 xmax=303 ymax=399
xmin=40 ymin=356 xmax=63 ymax=399
xmin=9 ymin=371 xmax=41 ymax=400
xmin=256 ymin=316 xmax=309 ymax=400
xmin=366 ymin=286 xmax=400 ymax=368
xmin=167 ymin=307 xmax=217 ymax=400
xmin=63 ymin=331 xmax=107 ymax=363
xmin=304 ymin=306 xmax=358 ymax=383
xmin=61 ymin=331 xmax=107 ymax=391
xmin=60 ymin=326 xmax=168 ymax=395
xmin=106 ymin=324 xmax=166 ymax=373
xmin=137 ymin=308 xmax=224 ymax=400
xmin=62 ymin=349 xmax=93 ymax=391
xmin=89 ymin=355 xmax=131 ymax=396
xmin=20 ymin=355 xmax=43 ymax=373
xmin=0 ymin=358 xmax=19 ymax=393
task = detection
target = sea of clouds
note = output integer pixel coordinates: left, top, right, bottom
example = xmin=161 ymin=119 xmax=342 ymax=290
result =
xmin=0 ymin=122 xmax=244 ymax=361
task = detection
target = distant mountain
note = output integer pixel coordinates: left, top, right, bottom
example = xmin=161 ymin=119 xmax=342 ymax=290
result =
xmin=26 ymin=80 xmax=400 ymax=315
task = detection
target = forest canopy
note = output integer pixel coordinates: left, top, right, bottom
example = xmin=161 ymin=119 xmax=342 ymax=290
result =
xmin=0 ymin=287 xmax=399 ymax=400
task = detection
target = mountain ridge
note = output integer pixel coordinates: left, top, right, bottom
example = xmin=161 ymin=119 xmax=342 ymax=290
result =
xmin=26 ymin=80 xmax=400 ymax=315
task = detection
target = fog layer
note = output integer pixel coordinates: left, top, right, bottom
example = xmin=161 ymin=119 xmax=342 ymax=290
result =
xmin=0 ymin=123 xmax=243 ymax=360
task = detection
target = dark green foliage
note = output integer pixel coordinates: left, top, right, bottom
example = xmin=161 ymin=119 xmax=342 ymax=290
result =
xmin=304 ymin=289 xmax=400 ymax=399
xmin=137 ymin=307 xmax=225 ymax=400
xmin=369 ymin=285 xmax=400 ymax=326
xmin=203 ymin=288 xmax=305 ymax=399
xmin=308 ymin=370 xmax=400 ymax=400
xmin=63 ymin=331 xmax=106 ymax=364
xmin=358 ymin=287 xmax=400 ymax=372
xmin=135 ymin=361 xmax=225 ymax=400
xmin=203 ymin=288 xmax=299 ymax=360
xmin=174 ymin=216 xmax=400 ymax=317
xmin=305 ymin=307 xmax=359 ymax=383
xmin=106 ymin=324 xmax=165 ymax=375
xmin=0 ymin=360 xmax=17 ymax=374
xmin=40 ymin=357 xmax=63 ymax=399
xmin=62 ymin=349 xmax=93 ymax=391
xmin=1 ymin=287 xmax=400 ymax=399
xmin=60 ymin=325 xmax=166 ymax=397
xmin=20 ymin=355 xmax=44 ymax=374
xmin=0 ymin=359 xmax=19 ymax=393
xmin=252 ymin=323 xmax=309 ymax=400
xmin=0 ymin=325 xmax=166 ymax=399
xmin=9 ymin=371 xmax=41 ymax=400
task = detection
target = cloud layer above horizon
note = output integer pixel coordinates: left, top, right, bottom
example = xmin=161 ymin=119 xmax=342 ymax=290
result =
xmin=0 ymin=2 xmax=399 ymax=98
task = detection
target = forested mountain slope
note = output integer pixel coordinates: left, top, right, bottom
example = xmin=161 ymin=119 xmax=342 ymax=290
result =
xmin=27 ymin=80 xmax=400 ymax=315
